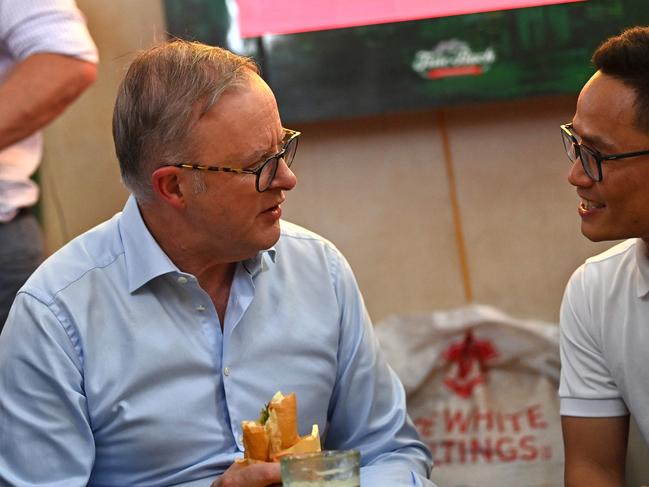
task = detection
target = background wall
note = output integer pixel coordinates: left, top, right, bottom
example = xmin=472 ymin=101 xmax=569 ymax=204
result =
xmin=281 ymin=97 xmax=614 ymax=324
xmin=37 ymin=1 xmax=646 ymax=484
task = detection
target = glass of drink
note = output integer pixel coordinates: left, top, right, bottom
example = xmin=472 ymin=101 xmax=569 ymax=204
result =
xmin=280 ymin=449 xmax=360 ymax=487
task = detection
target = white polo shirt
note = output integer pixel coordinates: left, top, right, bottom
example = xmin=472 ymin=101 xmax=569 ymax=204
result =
xmin=559 ymin=238 xmax=649 ymax=443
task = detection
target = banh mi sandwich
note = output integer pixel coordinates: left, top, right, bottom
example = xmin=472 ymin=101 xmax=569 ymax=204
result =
xmin=240 ymin=391 xmax=320 ymax=463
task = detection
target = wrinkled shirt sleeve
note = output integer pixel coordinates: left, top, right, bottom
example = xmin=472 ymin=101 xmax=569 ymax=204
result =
xmin=324 ymin=246 xmax=435 ymax=486
xmin=0 ymin=291 xmax=95 ymax=486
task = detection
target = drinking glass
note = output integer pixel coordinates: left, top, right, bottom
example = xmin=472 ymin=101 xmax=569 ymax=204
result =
xmin=280 ymin=449 xmax=360 ymax=486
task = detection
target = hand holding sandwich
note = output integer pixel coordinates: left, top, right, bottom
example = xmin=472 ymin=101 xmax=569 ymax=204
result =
xmin=212 ymin=391 xmax=319 ymax=486
xmin=210 ymin=461 xmax=281 ymax=487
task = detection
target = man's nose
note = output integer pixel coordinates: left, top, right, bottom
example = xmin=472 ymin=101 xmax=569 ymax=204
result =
xmin=271 ymin=157 xmax=298 ymax=191
xmin=567 ymin=157 xmax=594 ymax=188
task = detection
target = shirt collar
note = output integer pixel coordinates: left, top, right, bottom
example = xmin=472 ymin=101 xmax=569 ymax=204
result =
xmin=242 ymin=246 xmax=277 ymax=277
xmin=119 ymin=196 xmax=179 ymax=293
xmin=635 ymin=239 xmax=649 ymax=298
xmin=119 ymin=195 xmax=279 ymax=292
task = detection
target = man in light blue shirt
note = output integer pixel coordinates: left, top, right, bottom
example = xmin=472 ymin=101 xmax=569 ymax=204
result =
xmin=0 ymin=40 xmax=433 ymax=486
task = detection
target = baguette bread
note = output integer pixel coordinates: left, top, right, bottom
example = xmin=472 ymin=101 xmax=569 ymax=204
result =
xmin=240 ymin=391 xmax=320 ymax=463
xmin=241 ymin=420 xmax=270 ymax=461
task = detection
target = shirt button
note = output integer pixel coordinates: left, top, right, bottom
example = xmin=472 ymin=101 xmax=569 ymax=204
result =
xmin=223 ymin=367 xmax=230 ymax=377
xmin=177 ymin=276 xmax=188 ymax=284
xmin=196 ymin=304 xmax=206 ymax=312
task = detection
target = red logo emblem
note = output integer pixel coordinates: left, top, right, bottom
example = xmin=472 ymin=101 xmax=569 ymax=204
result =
xmin=443 ymin=330 xmax=498 ymax=398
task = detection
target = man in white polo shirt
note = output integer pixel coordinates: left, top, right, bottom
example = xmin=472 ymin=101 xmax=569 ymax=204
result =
xmin=559 ymin=26 xmax=649 ymax=486
xmin=0 ymin=0 xmax=98 ymax=330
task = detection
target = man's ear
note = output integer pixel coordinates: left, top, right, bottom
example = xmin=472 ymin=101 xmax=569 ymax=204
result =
xmin=151 ymin=166 xmax=186 ymax=209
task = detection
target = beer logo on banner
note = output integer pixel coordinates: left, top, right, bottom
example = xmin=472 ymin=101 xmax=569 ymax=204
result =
xmin=412 ymin=39 xmax=496 ymax=80
xmin=443 ymin=330 xmax=498 ymax=397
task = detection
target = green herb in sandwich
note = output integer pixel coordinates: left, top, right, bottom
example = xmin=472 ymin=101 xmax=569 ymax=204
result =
xmin=257 ymin=402 xmax=270 ymax=425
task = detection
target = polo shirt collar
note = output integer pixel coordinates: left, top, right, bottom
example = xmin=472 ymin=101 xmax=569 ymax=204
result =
xmin=635 ymin=239 xmax=649 ymax=298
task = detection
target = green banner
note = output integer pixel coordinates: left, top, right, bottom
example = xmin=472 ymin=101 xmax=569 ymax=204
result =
xmin=164 ymin=0 xmax=649 ymax=123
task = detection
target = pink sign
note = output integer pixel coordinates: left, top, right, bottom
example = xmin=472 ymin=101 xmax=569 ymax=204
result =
xmin=236 ymin=0 xmax=586 ymax=38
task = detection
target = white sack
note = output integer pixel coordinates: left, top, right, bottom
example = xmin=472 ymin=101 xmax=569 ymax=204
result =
xmin=375 ymin=304 xmax=563 ymax=487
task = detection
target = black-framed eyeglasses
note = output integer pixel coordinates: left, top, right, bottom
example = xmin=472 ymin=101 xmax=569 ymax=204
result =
xmin=168 ymin=128 xmax=300 ymax=192
xmin=560 ymin=122 xmax=649 ymax=182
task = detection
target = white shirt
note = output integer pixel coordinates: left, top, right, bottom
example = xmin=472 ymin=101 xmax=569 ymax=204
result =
xmin=0 ymin=0 xmax=98 ymax=221
xmin=559 ymin=238 xmax=649 ymax=443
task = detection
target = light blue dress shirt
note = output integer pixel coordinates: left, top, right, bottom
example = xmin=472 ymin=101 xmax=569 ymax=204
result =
xmin=0 ymin=196 xmax=434 ymax=486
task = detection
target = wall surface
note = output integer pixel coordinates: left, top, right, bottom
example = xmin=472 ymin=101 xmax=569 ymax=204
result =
xmin=40 ymin=0 xmax=165 ymax=250
xmin=280 ymin=96 xmax=613 ymax=324
xmin=37 ymin=1 xmax=647 ymax=483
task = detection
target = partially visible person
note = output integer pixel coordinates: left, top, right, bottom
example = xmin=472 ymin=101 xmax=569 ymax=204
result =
xmin=0 ymin=0 xmax=98 ymax=330
xmin=559 ymin=26 xmax=649 ymax=487
xmin=0 ymin=40 xmax=433 ymax=486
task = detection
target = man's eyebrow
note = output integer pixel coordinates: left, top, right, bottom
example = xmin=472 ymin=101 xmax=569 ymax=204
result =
xmin=247 ymin=148 xmax=271 ymax=162
xmin=242 ymin=136 xmax=283 ymax=167
xmin=572 ymin=124 xmax=618 ymax=152
xmin=583 ymin=134 xmax=618 ymax=153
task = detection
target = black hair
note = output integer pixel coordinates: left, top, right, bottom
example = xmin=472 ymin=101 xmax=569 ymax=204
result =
xmin=592 ymin=26 xmax=649 ymax=132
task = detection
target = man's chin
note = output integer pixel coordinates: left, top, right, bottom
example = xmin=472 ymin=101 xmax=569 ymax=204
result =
xmin=581 ymin=223 xmax=629 ymax=243
xmin=582 ymin=231 xmax=609 ymax=243
xmin=258 ymin=228 xmax=282 ymax=250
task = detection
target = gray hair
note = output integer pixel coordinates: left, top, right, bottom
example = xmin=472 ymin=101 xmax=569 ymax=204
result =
xmin=112 ymin=39 xmax=258 ymax=202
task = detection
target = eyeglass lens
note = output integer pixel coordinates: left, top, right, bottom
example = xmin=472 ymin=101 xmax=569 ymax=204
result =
xmin=578 ymin=146 xmax=601 ymax=181
xmin=561 ymin=128 xmax=600 ymax=181
xmin=257 ymin=135 xmax=299 ymax=191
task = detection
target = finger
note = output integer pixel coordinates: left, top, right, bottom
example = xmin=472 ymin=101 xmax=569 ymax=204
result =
xmin=242 ymin=462 xmax=281 ymax=486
